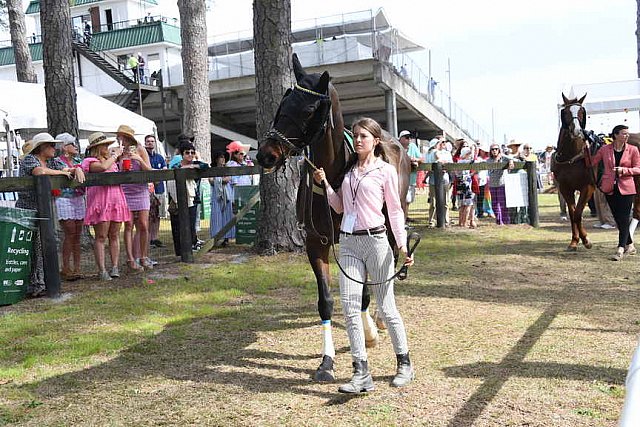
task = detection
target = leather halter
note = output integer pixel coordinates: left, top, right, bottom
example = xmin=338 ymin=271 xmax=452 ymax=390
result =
xmin=555 ymin=103 xmax=588 ymax=164
xmin=264 ymin=83 xmax=332 ymax=165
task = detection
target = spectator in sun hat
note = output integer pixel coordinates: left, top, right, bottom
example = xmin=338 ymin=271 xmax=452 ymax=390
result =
xmin=81 ymin=132 xmax=130 ymax=281
xmin=54 ymin=132 xmax=86 ymax=281
xmin=16 ymin=132 xmax=86 ymax=296
xmin=209 ymin=150 xmax=234 ymax=246
xmin=116 ymin=124 xmax=153 ymax=272
xmin=507 ymin=140 xmax=522 ymax=155
xmin=226 ymin=140 xmax=252 ymax=187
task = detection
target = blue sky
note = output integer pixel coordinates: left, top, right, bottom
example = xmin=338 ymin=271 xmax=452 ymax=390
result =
xmin=162 ymin=0 xmax=639 ymax=149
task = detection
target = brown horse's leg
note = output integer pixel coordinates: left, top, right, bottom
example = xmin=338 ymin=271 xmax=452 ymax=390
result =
xmin=575 ymin=185 xmax=595 ymax=249
xmin=633 ymin=177 xmax=640 ymax=221
xmin=560 ymin=187 xmax=580 ymax=250
xmin=307 ymin=237 xmax=336 ymax=382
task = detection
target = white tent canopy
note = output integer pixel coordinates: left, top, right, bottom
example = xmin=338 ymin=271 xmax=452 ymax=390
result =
xmin=568 ymin=79 xmax=640 ymax=114
xmin=0 ymin=80 xmax=156 ymax=138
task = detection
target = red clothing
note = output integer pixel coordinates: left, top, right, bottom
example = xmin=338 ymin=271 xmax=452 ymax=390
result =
xmin=590 ymin=144 xmax=640 ymax=195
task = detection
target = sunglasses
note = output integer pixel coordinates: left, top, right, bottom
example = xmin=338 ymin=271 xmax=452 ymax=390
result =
xmin=236 ymin=152 xmax=246 ymax=156
xmin=183 ymin=150 xmax=196 ymax=155
xmin=490 ymin=148 xmax=500 ymax=151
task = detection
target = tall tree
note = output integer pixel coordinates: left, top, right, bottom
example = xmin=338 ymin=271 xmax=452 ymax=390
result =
xmin=40 ymin=0 xmax=78 ymax=137
xmin=177 ymin=0 xmax=211 ymax=162
xmin=7 ymin=0 xmax=37 ymax=83
xmin=253 ymin=0 xmax=304 ymax=254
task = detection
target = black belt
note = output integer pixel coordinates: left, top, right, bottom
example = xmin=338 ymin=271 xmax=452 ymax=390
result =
xmin=341 ymin=225 xmax=387 ymax=236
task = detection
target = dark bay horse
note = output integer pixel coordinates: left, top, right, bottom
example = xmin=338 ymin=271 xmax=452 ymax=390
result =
xmin=551 ymin=93 xmax=595 ymax=250
xmin=256 ymin=54 xmax=410 ymax=381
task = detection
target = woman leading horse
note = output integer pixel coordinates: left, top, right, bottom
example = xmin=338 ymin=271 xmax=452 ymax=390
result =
xmin=313 ymin=117 xmax=415 ymax=393
xmin=256 ymin=54 xmax=411 ymax=383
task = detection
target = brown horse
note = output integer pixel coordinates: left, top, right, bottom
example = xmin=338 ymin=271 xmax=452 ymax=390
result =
xmin=625 ymin=133 xmax=640 ymax=222
xmin=256 ymin=54 xmax=410 ymax=381
xmin=551 ymin=93 xmax=594 ymax=250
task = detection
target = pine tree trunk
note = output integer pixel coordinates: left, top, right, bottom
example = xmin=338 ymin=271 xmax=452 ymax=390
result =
xmin=253 ymin=0 xmax=304 ymax=255
xmin=40 ymin=0 xmax=78 ymax=137
xmin=7 ymin=0 xmax=37 ymax=83
xmin=177 ymin=0 xmax=211 ymax=163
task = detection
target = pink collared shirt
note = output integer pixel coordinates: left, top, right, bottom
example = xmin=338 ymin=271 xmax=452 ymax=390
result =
xmin=325 ymin=157 xmax=407 ymax=248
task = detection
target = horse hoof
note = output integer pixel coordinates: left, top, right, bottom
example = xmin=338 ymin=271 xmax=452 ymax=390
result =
xmin=566 ymin=246 xmax=577 ymax=252
xmin=373 ymin=312 xmax=387 ymax=331
xmin=584 ymin=241 xmax=593 ymax=249
xmin=313 ymin=355 xmax=335 ymax=382
xmin=365 ymin=335 xmax=379 ymax=349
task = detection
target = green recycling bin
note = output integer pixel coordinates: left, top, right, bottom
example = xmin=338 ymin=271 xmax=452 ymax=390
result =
xmin=0 ymin=206 xmax=37 ymax=305
xmin=234 ymin=185 xmax=260 ymax=245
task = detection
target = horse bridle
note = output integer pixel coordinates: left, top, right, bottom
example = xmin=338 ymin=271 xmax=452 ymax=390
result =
xmin=555 ymin=103 xmax=588 ymax=164
xmin=263 ymin=83 xmax=332 ymax=166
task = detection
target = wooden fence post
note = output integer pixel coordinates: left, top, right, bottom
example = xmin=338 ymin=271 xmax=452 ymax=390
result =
xmin=434 ymin=162 xmax=446 ymax=228
xmin=35 ymin=175 xmax=61 ymax=298
xmin=526 ymin=161 xmax=539 ymax=227
xmin=174 ymin=168 xmax=194 ymax=263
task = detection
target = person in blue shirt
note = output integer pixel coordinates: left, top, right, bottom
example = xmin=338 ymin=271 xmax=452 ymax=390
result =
xmin=145 ymin=134 xmax=167 ymax=248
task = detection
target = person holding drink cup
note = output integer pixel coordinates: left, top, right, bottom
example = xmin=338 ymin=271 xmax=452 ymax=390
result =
xmin=81 ymin=132 xmax=130 ymax=281
xmin=116 ymin=125 xmax=153 ymax=272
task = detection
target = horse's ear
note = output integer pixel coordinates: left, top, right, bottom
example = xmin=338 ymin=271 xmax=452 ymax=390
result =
xmin=292 ymin=53 xmax=305 ymax=82
xmin=562 ymin=93 xmax=570 ymax=105
xmin=578 ymin=93 xmax=587 ymax=104
xmin=318 ymin=71 xmax=330 ymax=94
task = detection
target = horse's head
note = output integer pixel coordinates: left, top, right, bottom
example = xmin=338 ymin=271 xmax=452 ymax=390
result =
xmin=256 ymin=53 xmax=332 ymax=171
xmin=560 ymin=93 xmax=587 ymax=139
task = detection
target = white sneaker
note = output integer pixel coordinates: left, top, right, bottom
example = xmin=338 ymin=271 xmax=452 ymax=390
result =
xmin=560 ymin=216 xmax=568 ymax=221
xmin=601 ymin=224 xmax=616 ymax=230
xmin=593 ymin=223 xmax=603 ymax=228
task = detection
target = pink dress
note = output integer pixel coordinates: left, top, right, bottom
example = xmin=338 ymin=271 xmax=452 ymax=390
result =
xmin=81 ymin=157 xmax=132 ymax=225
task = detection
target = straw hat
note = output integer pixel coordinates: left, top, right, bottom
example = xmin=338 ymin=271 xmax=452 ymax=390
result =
xmin=27 ymin=132 xmax=61 ymax=155
xmin=116 ymin=124 xmax=137 ymax=144
xmin=87 ymin=132 xmax=115 ymax=150
xmin=20 ymin=140 xmax=34 ymax=158
xmin=507 ymin=140 xmax=522 ymax=148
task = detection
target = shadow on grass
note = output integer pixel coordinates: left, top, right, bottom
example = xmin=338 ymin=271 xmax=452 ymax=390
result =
xmin=440 ymin=296 xmax=626 ymax=427
xmin=26 ymin=304 xmax=346 ymax=405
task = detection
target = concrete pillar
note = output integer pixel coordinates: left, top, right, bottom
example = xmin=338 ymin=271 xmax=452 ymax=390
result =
xmin=385 ymin=89 xmax=397 ymax=137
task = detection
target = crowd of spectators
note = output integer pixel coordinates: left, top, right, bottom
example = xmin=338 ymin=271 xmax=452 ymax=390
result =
xmin=10 ymin=126 xmax=257 ymax=297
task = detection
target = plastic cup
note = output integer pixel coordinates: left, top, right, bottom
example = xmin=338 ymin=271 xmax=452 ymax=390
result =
xmin=122 ymin=159 xmax=131 ymax=171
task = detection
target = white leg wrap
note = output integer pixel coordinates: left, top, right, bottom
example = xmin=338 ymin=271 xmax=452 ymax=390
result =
xmin=321 ymin=320 xmax=335 ymax=358
xmin=630 ymin=218 xmax=639 ymax=240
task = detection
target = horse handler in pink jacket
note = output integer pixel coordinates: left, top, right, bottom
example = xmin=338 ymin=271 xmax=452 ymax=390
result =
xmin=589 ymin=125 xmax=640 ymax=261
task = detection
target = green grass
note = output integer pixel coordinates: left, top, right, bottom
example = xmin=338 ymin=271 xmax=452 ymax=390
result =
xmin=0 ymin=192 xmax=636 ymax=426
